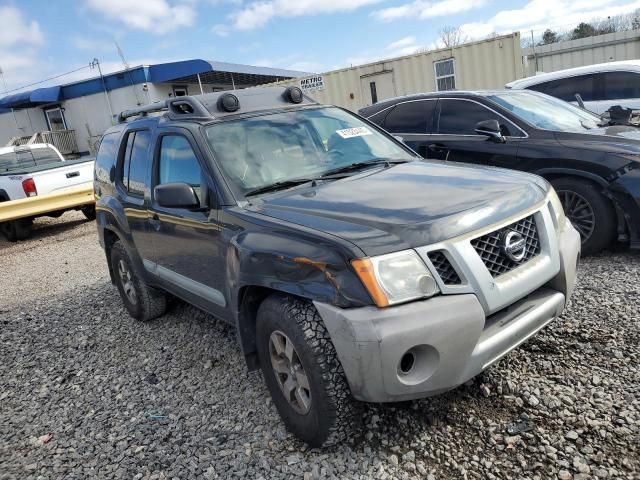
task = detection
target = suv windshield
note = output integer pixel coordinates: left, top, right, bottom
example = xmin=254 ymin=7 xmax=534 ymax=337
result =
xmin=204 ymin=107 xmax=415 ymax=195
xmin=0 ymin=147 xmax=62 ymax=173
xmin=487 ymin=91 xmax=601 ymax=132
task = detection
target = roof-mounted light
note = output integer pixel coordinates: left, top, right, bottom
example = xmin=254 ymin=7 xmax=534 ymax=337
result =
xmin=283 ymin=86 xmax=304 ymax=104
xmin=217 ymin=93 xmax=240 ymax=112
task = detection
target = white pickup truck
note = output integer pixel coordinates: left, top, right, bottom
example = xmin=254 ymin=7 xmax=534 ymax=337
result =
xmin=0 ymin=143 xmax=95 ymax=241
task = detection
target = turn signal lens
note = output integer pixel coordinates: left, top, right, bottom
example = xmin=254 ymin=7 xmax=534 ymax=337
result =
xmin=352 ymin=258 xmax=390 ymax=308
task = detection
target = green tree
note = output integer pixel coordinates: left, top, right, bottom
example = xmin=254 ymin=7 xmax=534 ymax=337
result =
xmin=571 ymin=22 xmax=597 ymax=39
xmin=540 ymin=29 xmax=559 ymax=45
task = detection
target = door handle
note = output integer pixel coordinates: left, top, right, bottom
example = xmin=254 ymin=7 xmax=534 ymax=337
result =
xmin=66 ymin=171 xmax=80 ymax=178
xmin=427 ymin=143 xmax=447 ymax=153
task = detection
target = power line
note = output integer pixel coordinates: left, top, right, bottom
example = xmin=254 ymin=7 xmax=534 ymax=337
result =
xmin=0 ymin=64 xmax=93 ymax=96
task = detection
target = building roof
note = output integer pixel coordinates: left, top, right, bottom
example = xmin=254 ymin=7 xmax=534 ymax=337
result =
xmin=506 ymin=60 xmax=640 ymax=89
xmin=0 ymin=59 xmax=311 ymax=110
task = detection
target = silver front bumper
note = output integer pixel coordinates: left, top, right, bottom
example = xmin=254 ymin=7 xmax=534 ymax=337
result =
xmin=315 ymin=221 xmax=580 ymax=403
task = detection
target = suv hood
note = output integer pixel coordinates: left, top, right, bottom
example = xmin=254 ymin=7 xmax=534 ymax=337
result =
xmin=248 ymin=161 xmax=548 ymax=256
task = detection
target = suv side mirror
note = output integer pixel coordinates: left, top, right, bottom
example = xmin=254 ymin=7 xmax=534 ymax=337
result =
xmin=155 ymin=182 xmax=200 ymax=209
xmin=475 ymin=120 xmax=506 ymax=143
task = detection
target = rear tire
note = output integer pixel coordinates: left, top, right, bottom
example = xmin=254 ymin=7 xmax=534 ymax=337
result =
xmin=110 ymin=241 xmax=166 ymax=321
xmin=551 ymin=177 xmax=615 ymax=255
xmin=256 ymin=294 xmax=362 ymax=447
xmin=0 ymin=219 xmax=32 ymax=242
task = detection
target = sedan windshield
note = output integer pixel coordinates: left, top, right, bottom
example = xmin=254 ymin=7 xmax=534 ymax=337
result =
xmin=487 ymin=91 xmax=602 ymax=133
xmin=204 ymin=107 xmax=416 ymax=196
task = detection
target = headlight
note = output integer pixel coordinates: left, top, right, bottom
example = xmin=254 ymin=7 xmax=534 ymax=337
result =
xmin=548 ymin=187 xmax=567 ymax=231
xmin=352 ymin=250 xmax=439 ymax=307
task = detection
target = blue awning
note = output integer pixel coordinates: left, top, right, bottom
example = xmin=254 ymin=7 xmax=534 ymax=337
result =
xmin=147 ymin=59 xmax=310 ymax=83
xmin=0 ymin=86 xmax=62 ymax=109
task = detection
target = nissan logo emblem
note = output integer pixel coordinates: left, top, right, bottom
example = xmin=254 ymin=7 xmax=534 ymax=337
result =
xmin=502 ymin=231 xmax=527 ymax=262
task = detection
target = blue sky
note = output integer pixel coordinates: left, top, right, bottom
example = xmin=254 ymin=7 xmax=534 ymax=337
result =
xmin=1 ymin=0 xmax=639 ymax=93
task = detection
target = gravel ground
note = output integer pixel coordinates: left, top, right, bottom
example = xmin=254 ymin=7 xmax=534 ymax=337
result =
xmin=0 ymin=215 xmax=638 ymax=480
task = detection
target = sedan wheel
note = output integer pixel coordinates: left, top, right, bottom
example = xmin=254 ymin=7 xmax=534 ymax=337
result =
xmin=557 ymin=189 xmax=596 ymax=242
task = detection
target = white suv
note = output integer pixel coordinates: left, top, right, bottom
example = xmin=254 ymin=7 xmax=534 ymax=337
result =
xmin=506 ymin=61 xmax=640 ymax=115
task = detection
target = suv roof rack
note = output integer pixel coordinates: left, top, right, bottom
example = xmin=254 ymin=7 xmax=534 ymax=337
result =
xmin=117 ymin=97 xmax=213 ymax=123
xmin=116 ymin=86 xmax=317 ymax=124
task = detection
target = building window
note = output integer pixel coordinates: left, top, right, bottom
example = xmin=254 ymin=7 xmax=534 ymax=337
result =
xmin=434 ymin=59 xmax=456 ymax=91
xmin=370 ymin=82 xmax=378 ymax=104
xmin=44 ymin=107 xmax=67 ymax=131
xmin=172 ymin=86 xmax=188 ymax=97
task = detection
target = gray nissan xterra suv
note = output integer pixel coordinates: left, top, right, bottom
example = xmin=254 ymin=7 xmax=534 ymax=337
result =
xmin=94 ymin=86 xmax=581 ymax=446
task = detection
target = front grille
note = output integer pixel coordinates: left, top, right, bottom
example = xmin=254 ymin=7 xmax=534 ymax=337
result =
xmin=471 ymin=215 xmax=541 ymax=277
xmin=428 ymin=251 xmax=462 ymax=285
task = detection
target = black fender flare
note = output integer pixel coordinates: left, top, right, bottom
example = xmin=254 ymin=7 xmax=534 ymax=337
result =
xmin=95 ymin=199 xmax=150 ymax=283
xmin=227 ymin=230 xmax=372 ymax=370
xmin=534 ymin=168 xmax=609 ymax=188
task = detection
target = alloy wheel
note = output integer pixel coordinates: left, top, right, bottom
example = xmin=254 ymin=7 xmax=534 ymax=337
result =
xmin=558 ymin=190 xmax=595 ymax=242
xmin=118 ymin=259 xmax=137 ymax=304
xmin=269 ymin=330 xmax=312 ymax=414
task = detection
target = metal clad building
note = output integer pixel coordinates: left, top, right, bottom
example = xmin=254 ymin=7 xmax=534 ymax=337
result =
xmin=271 ymin=33 xmax=524 ymax=111
xmin=524 ymin=29 xmax=640 ymax=76
xmin=0 ymin=59 xmax=307 ymax=156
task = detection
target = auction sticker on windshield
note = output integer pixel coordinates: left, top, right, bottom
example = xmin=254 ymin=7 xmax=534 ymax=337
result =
xmin=336 ymin=127 xmax=373 ymax=139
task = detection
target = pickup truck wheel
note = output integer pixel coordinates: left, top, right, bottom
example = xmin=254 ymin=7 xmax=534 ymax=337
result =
xmin=82 ymin=206 xmax=96 ymax=221
xmin=551 ymin=178 xmax=615 ymax=254
xmin=256 ymin=295 xmax=362 ymax=447
xmin=0 ymin=219 xmax=32 ymax=242
xmin=110 ymin=241 xmax=166 ymax=321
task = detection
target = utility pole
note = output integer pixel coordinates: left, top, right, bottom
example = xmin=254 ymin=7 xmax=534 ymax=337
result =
xmin=90 ymin=59 xmax=115 ymax=123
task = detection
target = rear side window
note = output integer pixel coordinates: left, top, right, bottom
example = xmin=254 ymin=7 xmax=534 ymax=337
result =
xmin=119 ymin=130 xmax=150 ymax=196
xmin=384 ymin=100 xmax=436 ymax=134
xmin=95 ymin=132 xmax=120 ymax=183
xmin=0 ymin=147 xmax=62 ymax=173
xmin=529 ymin=75 xmax=597 ymax=102
xmin=158 ymin=135 xmax=202 ymax=198
xmin=437 ymin=99 xmax=516 ymax=136
xmin=602 ymin=72 xmax=640 ymax=100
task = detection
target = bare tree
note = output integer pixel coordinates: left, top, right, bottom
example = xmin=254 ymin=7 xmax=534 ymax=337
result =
xmin=438 ymin=26 xmax=468 ymax=48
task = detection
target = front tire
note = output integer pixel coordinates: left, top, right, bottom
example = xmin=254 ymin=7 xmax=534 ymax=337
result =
xmin=110 ymin=241 xmax=167 ymax=321
xmin=82 ymin=205 xmax=96 ymax=221
xmin=552 ymin=177 xmax=615 ymax=255
xmin=0 ymin=219 xmax=32 ymax=242
xmin=256 ymin=295 xmax=362 ymax=447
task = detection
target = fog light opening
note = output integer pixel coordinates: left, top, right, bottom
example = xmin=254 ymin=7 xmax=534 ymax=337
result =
xmin=399 ymin=351 xmax=415 ymax=375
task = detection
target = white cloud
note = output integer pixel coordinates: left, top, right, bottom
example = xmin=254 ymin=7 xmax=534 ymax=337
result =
xmin=373 ymin=0 xmax=488 ymax=21
xmin=344 ymin=36 xmax=425 ymax=67
xmin=85 ymin=0 xmax=195 ymax=34
xmin=0 ymin=6 xmax=45 ymax=93
xmin=459 ymin=0 xmax=640 ymax=39
xmin=71 ymin=36 xmax=113 ymax=52
xmin=218 ymin=0 xmax=382 ymax=33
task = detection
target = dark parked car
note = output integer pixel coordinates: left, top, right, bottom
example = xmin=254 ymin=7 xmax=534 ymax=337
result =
xmin=360 ymin=90 xmax=640 ymax=254
xmin=95 ymin=87 xmax=579 ymax=446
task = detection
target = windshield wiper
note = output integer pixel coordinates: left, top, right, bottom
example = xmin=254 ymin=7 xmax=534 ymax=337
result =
xmin=320 ymin=158 xmax=409 ymax=178
xmin=245 ymin=178 xmax=316 ymax=197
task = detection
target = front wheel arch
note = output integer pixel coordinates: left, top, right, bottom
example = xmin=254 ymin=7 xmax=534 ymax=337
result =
xmin=549 ymin=176 xmax=616 ymax=254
